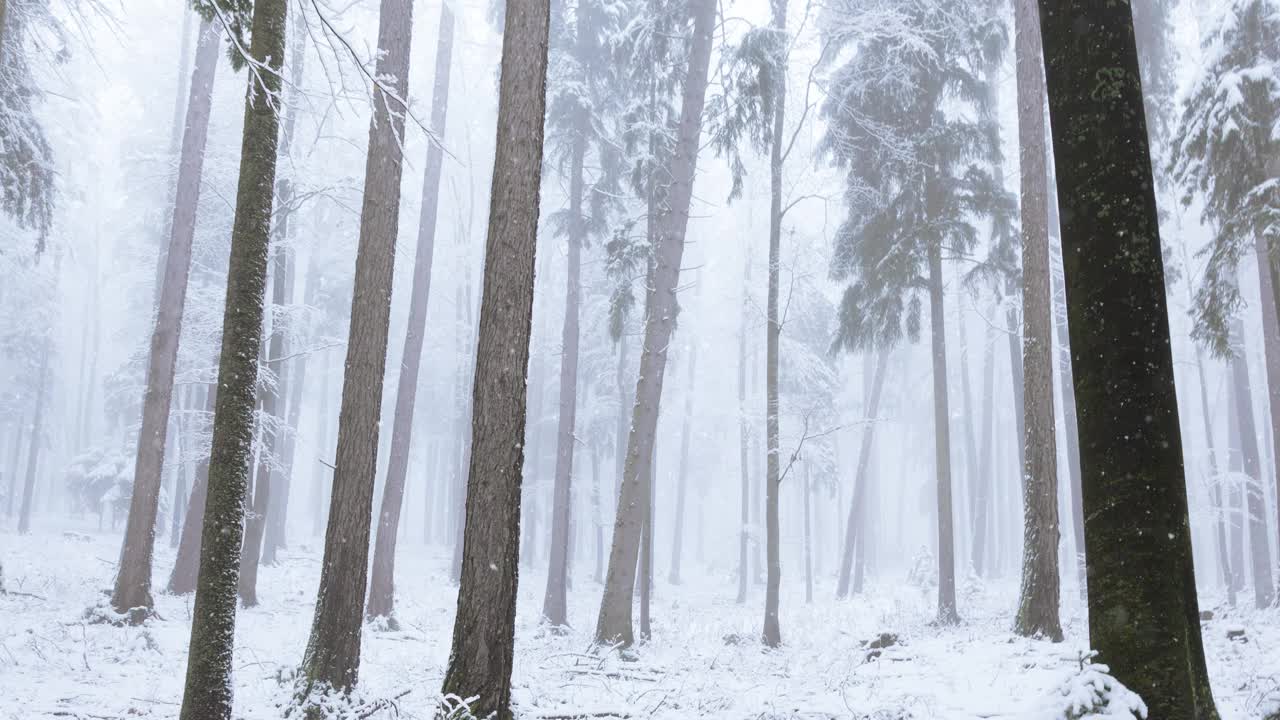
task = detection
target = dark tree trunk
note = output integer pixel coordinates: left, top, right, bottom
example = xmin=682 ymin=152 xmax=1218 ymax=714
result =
xmin=595 ymin=0 xmax=715 ymax=649
xmin=367 ymin=1 xmax=454 ymax=624
xmin=168 ymin=387 xmax=214 ymax=595
xmin=1226 ymin=316 xmax=1275 ymax=608
xmin=1012 ymin=0 xmax=1062 ymax=642
xmin=299 ymin=0 xmax=416 ymax=700
xmin=837 ymin=350 xmax=887 ymax=597
xmin=16 ymin=339 xmax=49 ymax=536
xmin=112 ymin=19 xmax=219 ymax=619
xmin=177 ymin=1 xmax=288 ymax=717
xmin=668 ymin=343 xmax=697 ymax=584
xmin=1036 ymin=1 xmax=1220 ymax=714
xmin=438 ymin=0 xmax=550 ymax=712
xmin=761 ymin=0 xmax=787 ymax=649
xmin=543 ymin=129 xmax=586 ymax=630
xmin=927 ymin=243 xmax=959 ymax=625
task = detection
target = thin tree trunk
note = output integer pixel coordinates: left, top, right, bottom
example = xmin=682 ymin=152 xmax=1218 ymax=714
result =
xmin=1196 ymin=347 xmax=1235 ymax=605
xmin=972 ymin=320 xmax=996 ymax=577
xmin=668 ymin=342 xmax=697 ymax=584
xmin=638 ymin=439 xmax=654 ymax=641
xmin=111 ymin=19 xmax=219 ymax=620
xmin=169 ymin=388 xmax=188 ymax=548
xmin=7 ymin=419 xmax=24 ymax=518
xmin=927 ymin=243 xmax=960 ymax=625
xmin=1013 ymin=0 xmax=1062 ymax=641
xmin=1254 ymin=239 xmax=1280 ymax=582
xmin=837 ymin=350 xmax=887 ymax=597
xmin=595 ymin=0 xmax=716 ymax=649
xmin=367 ymin=1 xmax=453 ymax=624
xmin=312 ymin=348 xmax=334 ymax=537
xmin=614 ymin=331 xmax=630 ymax=503
xmin=16 ymin=339 xmax=49 ymax=535
xmin=450 ymin=253 xmax=476 ymax=582
xmin=439 ymin=0 xmax=550 ymax=711
xmin=1037 ymin=1 xmax=1220 ymax=713
xmin=177 ymin=1 xmax=288 ymax=716
xmin=298 ymin=0 xmax=416 ymax=700
xmin=737 ymin=260 xmax=751 ymax=605
xmin=592 ymin=438 xmax=604 ymax=582
xmin=168 ymin=387 xmax=214 ymax=595
xmin=1227 ymin=315 xmax=1276 ymax=608
xmin=803 ymin=461 xmax=813 ymax=603
xmin=956 ymin=297 xmax=979 ymax=575
xmin=1228 ymin=386 xmax=1246 ymax=594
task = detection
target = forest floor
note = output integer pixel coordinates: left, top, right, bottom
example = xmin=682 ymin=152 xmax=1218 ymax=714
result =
xmin=2 ymin=520 xmax=1278 ymax=719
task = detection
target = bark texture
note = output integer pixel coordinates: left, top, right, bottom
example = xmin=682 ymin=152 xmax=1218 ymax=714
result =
xmin=438 ymin=0 xmax=551 ymax=713
xmin=177 ymin=2 xmax=288 ymax=717
xmin=367 ymin=1 xmax=454 ymax=624
xmin=1036 ymin=1 xmax=1220 ymax=715
xmin=111 ymin=19 xmax=219 ymax=619
xmin=299 ymin=0 xmax=415 ymax=700
xmin=595 ymin=0 xmax=716 ymax=648
xmin=1012 ymin=0 xmax=1062 ymax=642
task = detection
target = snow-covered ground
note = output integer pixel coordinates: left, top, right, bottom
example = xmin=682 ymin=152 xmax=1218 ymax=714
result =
xmin=2 ymin=520 xmax=1277 ymax=719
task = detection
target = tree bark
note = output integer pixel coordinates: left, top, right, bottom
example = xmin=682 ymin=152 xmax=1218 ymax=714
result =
xmin=595 ymin=0 xmax=716 ymax=648
xmin=299 ymin=0 xmax=415 ymax=700
xmin=177 ymin=1 xmax=288 ymax=716
xmin=837 ymin=350 xmax=887 ymax=598
xmin=438 ymin=0 xmax=550 ymax=712
xmin=761 ymin=0 xmax=787 ymax=649
xmin=543 ymin=129 xmax=586 ymax=629
xmin=168 ymin=387 xmax=214 ymax=595
xmin=668 ymin=343 xmax=697 ymax=584
xmin=1012 ymin=0 xmax=1062 ymax=642
xmin=1036 ymin=1 xmax=1221 ymax=714
xmin=111 ymin=19 xmax=219 ymax=620
xmin=367 ymin=1 xmax=454 ymax=625
xmin=927 ymin=242 xmax=960 ymax=625
xmin=1226 ymin=315 xmax=1275 ymax=608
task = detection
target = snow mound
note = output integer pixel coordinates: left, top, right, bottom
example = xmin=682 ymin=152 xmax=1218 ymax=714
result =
xmin=1042 ymin=653 xmax=1147 ymax=720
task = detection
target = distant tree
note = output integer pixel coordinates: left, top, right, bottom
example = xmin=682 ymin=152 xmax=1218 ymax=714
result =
xmin=1037 ymin=0 xmax=1221 ymax=716
xmin=820 ymin=0 xmax=1011 ymax=626
xmin=439 ymin=0 xmax=551 ymax=714
xmin=0 ymin=0 xmax=57 ymax=248
xmin=177 ymin=0 xmax=289 ymax=717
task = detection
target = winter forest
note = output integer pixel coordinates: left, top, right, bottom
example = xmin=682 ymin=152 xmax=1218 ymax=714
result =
xmin=1 ymin=0 xmax=1279 ymax=717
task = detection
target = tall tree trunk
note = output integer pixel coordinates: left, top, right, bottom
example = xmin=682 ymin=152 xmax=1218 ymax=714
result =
xmin=1254 ymin=239 xmax=1280 ymax=580
xmin=737 ymin=260 xmax=751 ymax=605
xmin=367 ymin=1 xmax=454 ymax=625
xmin=927 ymin=243 xmax=960 ymax=624
xmin=168 ymin=387 xmax=214 ymax=595
xmin=595 ymin=0 xmax=715 ymax=649
xmin=971 ymin=321 xmax=996 ymax=577
xmin=299 ymin=0 xmax=415 ymax=700
xmin=438 ymin=0 xmax=550 ymax=712
xmin=956 ymin=296 xmax=979 ymax=574
xmin=592 ymin=437 xmax=604 ymax=582
xmin=837 ymin=350 xmax=887 ymax=597
xmin=177 ymin=1 xmax=288 ymax=716
xmin=6 ymin=420 xmax=23 ymax=517
xmin=169 ymin=388 xmax=188 ymax=548
xmin=450 ymin=256 xmax=476 ymax=581
xmin=802 ymin=461 xmax=813 ymax=603
xmin=638 ymin=439 xmax=655 ymax=641
xmin=543 ymin=130 xmax=586 ymax=630
xmin=1195 ymin=347 xmax=1235 ymax=605
xmin=1012 ymin=0 xmax=1062 ymax=641
xmin=111 ymin=19 xmax=219 ymax=620
xmin=16 ymin=339 xmax=49 ymax=535
xmin=761 ymin=0 xmax=787 ymax=649
xmin=1050 ymin=242 xmax=1086 ymax=589
xmin=1036 ymin=1 xmax=1220 ymax=714
xmin=668 ymin=342 xmax=697 ymax=584
xmin=1226 ymin=315 xmax=1275 ymax=608
xmin=614 ymin=331 xmax=630 ymax=502
xmin=1228 ymin=386 xmax=1246 ymax=594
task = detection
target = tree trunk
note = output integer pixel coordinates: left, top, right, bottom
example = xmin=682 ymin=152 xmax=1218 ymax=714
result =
xmin=668 ymin=342 xmax=697 ymax=584
xmin=802 ymin=461 xmax=813 ymax=603
xmin=592 ymin=438 xmax=604 ymax=582
xmin=927 ymin=243 xmax=960 ymax=624
xmin=1254 ymin=238 xmax=1280 ymax=581
xmin=1228 ymin=386 xmax=1246 ymax=594
xmin=367 ymin=1 xmax=453 ymax=624
xmin=450 ymin=249 xmax=475 ymax=581
xmin=837 ymin=350 xmax=887 ymax=597
xmin=543 ymin=129 xmax=586 ymax=629
xmin=614 ymin=331 xmax=630 ymax=503
xmin=638 ymin=439 xmax=655 ymax=641
xmin=761 ymin=0 xmax=787 ymax=649
xmin=1012 ymin=0 xmax=1062 ymax=641
xmin=111 ymin=19 xmax=219 ymax=620
xmin=1050 ymin=241 xmax=1086 ymax=588
xmin=169 ymin=388 xmax=188 ymax=548
xmin=1227 ymin=315 xmax=1275 ymax=608
xmin=594 ymin=0 xmax=715 ymax=649
xmin=1036 ymin=1 xmax=1220 ymax=714
xmin=177 ymin=1 xmax=288 ymax=716
xmin=1195 ymin=347 xmax=1235 ymax=604
xmin=16 ymin=339 xmax=49 ymax=535
xmin=737 ymin=260 xmax=751 ymax=605
xmin=299 ymin=0 xmax=415 ymax=700
xmin=7 ymin=419 xmax=24 ymax=518
xmin=971 ymin=321 xmax=996 ymax=577
xmin=168 ymin=387 xmax=214 ymax=595
xmin=438 ymin=0 xmax=550 ymax=712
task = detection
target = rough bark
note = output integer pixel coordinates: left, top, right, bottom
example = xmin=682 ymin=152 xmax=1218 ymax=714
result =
xmin=668 ymin=343 xmax=697 ymax=584
xmin=837 ymin=350 xmax=887 ymax=598
xmin=177 ymin=1 xmax=287 ymax=716
xmin=438 ymin=0 xmax=550 ymax=711
xmin=1226 ymin=315 xmax=1275 ymax=608
xmin=298 ymin=0 xmax=415 ymax=700
xmin=111 ymin=19 xmax=219 ymax=619
xmin=168 ymin=387 xmax=214 ymax=595
xmin=367 ymin=1 xmax=454 ymax=624
xmin=927 ymin=243 xmax=960 ymax=625
xmin=543 ymin=129 xmax=586 ymax=630
xmin=16 ymin=339 xmax=49 ymax=536
xmin=594 ymin=0 xmax=715 ymax=648
xmin=1012 ymin=0 xmax=1062 ymax=642
xmin=1036 ymin=1 xmax=1220 ymax=714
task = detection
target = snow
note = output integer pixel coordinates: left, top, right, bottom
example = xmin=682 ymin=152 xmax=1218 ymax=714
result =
xmin=2 ymin=520 xmax=1278 ymax=719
